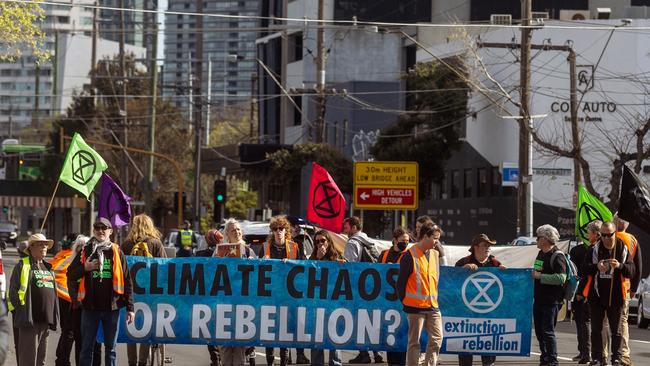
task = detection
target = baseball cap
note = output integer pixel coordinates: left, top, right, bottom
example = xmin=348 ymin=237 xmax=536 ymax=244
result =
xmin=94 ymin=217 xmax=112 ymax=229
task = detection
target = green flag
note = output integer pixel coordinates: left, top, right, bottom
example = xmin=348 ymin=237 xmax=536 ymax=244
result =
xmin=575 ymin=185 xmax=612 ymax=245
xmin=59 ymin=133 xmax=108 ymax=198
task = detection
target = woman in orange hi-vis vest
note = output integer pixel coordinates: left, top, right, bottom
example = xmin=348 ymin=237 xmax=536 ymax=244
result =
xmin=67 ymin=217 xmax=134 ymax=366
xmin=258 ymin=216 xmax=305 ymax=366
xmin=397 ymin=223 xmax=444 ymax=366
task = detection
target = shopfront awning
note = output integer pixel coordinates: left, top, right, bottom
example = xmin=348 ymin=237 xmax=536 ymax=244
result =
xmin=0 ymin=195 xmax=87 ymax=209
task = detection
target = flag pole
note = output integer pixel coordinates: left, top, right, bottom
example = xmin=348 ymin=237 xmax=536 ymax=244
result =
xmin=40 ymin=179 xmax=62 ymax=233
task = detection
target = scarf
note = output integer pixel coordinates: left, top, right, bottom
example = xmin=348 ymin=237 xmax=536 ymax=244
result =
xmin=88 ymin=238 xmax=113 ymax=282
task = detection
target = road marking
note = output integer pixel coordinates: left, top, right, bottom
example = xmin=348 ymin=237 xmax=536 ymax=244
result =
xmin=531 ymin=352 xmax=572 ymax=361
xmin=631 ymin=339 xmax=650 ymax=344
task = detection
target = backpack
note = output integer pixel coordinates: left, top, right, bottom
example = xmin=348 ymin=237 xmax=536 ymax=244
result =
xmin=131 ymin=241 xmax=153 ymax=257
xmin=550 ymin=250 xmax=579 ymax=301
xmin=355 ymin=235 xmax=380 ymax=263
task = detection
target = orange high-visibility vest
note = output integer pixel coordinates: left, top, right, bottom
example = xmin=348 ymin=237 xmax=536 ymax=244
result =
xmin=402 ymin=245 xmax=439 ymax=309
xmin=379 ymin=249 xmax=406 ymax=264
xmin=262 ymin=240 xmax=299 ymax=259
xmin=581 ymin=241 xmax=628 ymax=301
xmin=617 ymin=231 xmax=638 ymax=295
xmin=77 ymin=244 xmax=125 ymax=302
xmin=50 ymin=248 xmax=76 ymax=301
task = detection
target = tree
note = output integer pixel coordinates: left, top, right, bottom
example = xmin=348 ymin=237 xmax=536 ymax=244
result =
xmin=267 ymin=142 xmax=353 ymax=193
xmin=46 ymin=54 xmax=193 ymax=212
xmin=0 ymin=1 xmax=48 ymax=62
xmin=370 ymin=59 xmax=468 ymax=194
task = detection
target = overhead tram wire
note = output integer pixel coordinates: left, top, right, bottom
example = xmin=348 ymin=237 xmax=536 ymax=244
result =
xmin=12 ymin=0 xmax=650 ymax=31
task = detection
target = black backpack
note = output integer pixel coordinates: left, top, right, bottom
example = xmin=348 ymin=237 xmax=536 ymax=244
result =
xmin=355 ymin=235 xmax=380 ymax=263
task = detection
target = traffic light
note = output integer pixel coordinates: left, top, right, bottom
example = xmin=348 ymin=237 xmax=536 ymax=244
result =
xmin=213 ymin=180 xmax=227 ymax=223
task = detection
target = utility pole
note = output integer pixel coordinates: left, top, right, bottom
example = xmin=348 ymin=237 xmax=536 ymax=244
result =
xmin=91 ymin=2 xmax=98 ymax=95
xmin=34 ymin=63 xmax=40 ymax=129
xmin=145 ymin=4 xmax=159 ymax=215
xmin=250 ymin=73 xmax=258 ymax=140
xmin=568 ymin=49 xmax=581 ymax=196
xmin=206 ymin=56 xmax=212 ymax=145
xmin=315 ymin=0 xmax=326 ymax=143
xmin=477 ymin=40 xmax=579 ymax=234
xmin=518 ymin=0 xmax=533 ymax=237
xmin=188 ymin=52 xmax=193 ymax=131
xmin=193 ymin=0 xmax=204 ymax=232
xmin=119 ymin=0 xmax=129 ymax=196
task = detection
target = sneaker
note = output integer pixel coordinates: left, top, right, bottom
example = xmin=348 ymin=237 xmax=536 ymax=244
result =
xmin=579 ymin=358 xmax=592 ymax=365
xmin=574 ymin=355 xmax=585 ymax=361
xmin=348 ymin=353 xmax=372 ymax=364
xmin=374 ymin=354 xmax=383 ymax=363
xmin=164 ymin=356 xmax=173 ymax=364
xmin=295 ymin=354 xmax=310 ymax=364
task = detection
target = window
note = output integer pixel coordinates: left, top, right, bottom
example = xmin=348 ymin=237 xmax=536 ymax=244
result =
xmin=293 ymin=97 xmax=302 ymax=126
xmin=56 ymin=16 xmax=70 ymax=24
xmin=451 ymin=170 xmax=460 ymax=198
xmin=177 ymin=34 xmax=183 ymax=40
xmin=440 ymin=172 xmax=447 ymax=199
xmin=491 ymin=167 xmax=501 ymax=196
xmin=477 ymin=168 xmax=488 ymax=197
xmin=463 ymin=169 xmax=473 ymax=198
xmin=288 ymin=32 xmax=303 ymax=62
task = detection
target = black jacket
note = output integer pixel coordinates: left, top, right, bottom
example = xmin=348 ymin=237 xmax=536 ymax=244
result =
xmin=67 ymin=242 xmax=134 ymax=312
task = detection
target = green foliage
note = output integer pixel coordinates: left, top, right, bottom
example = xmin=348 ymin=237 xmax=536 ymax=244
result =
xmin=226 ymin=188 xmax=258 ymax=219
xmin=371 ymin=58 xmax=468 ymax=192
xmin=0 ymin=1 xmax=49 ymax=62
xmin=46 ymin=54 xmax=192 ymax=210
xmin=267 ymin=142 xmax=353 ymax=193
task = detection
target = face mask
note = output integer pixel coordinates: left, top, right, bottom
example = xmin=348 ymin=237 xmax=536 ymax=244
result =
xmin=396 ymin=241 xmax=408 ymax=251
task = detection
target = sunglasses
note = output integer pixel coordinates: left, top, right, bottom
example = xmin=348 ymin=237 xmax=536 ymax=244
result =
xmin=271 ymin=227 xmax=285 ymax=232
xmin=600 ymin=232 xmax=615 ymax=238
xmin=93 ymin=225 xmax=109 ymax=231
xmin=314 ymin=238 xmax=328 ymax=244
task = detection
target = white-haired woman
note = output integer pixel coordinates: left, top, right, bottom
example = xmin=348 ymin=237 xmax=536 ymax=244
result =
xmin=531 ymin=224 xmax=566 ymax=366
xmin=220 ymin=218 xmax=257 ymax=366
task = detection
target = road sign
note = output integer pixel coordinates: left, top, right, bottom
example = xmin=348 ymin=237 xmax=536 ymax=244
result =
xmin=353 ymin=161 xmax=418 ymax=210
xmin=502 ymin=162 xmax=518 ymax=187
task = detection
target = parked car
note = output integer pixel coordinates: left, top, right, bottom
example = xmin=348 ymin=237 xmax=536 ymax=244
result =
xmin=0 ymin=222 xmax=18 ymax=247
xmin=509 ymin=236 xmax=536 ymax=246
xmin=632 ymin=274 xmax=650 ymax=328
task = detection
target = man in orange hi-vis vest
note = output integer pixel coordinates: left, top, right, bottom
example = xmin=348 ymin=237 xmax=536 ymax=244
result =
xmin=68 ymin=218 xmax=134 ymax=366
xmin=397 ymin=223 xmax=444 ymax=366
xmin=614 ymin=215 xmax=642 ymax=366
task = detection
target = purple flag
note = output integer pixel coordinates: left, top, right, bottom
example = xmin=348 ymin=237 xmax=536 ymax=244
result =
xmin=98 ymin=173 xmax=132 ymax=228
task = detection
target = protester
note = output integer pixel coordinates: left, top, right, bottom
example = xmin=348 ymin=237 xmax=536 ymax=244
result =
xmin=197 ymin=229 xmax=224 ymax=366
xmin=416 ymin=215 xmax=447 ymax=265
xmin=123 ymin=213 xmax=168 ymax=366
xmin=285 ymin=216 xmax=312 ymax=365
xmin=378 ymin=227 xmax=411 ymax=366
xmin=614 ymin=215 xmax=642 ymax=366
xmin=455 ymin=234 xmax=506 ymax=366
xmin=342 ymin=216 xmax=382 ymax=364
xmin=9 ymin=240 xmax=29 ymax=364
xmin=532 ymin=224 xmax=567 ymax=366
xmin=580 ymin=221 xmax=635 ymax=366
xmin=176 ymin=220 xmax=197 ymax=257
xmin=259 ymin=215 xmax=305 ymax=366
xmin=218 ymin=218 xmax=257 ymax=366
xmin=53 ymin=233 xmax=84 ymax=366
xmin=572 ymin=220 xmax=602 ymax=364
xmin=9 ymin=233 xmax=59 ymax=366
xmin=308 ymin=230 xmax=344 ymax=366
xmin=68 ymin=217 xmax=135 ymax=366
xmin=397 ymin=223 xmax=444 ymax=366
xmin=0 ymin=299 xmax=9 ymax=366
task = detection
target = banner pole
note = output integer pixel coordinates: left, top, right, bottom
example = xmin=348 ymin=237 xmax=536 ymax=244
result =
xmin=40 ymin=179 xmax=62 ymax=233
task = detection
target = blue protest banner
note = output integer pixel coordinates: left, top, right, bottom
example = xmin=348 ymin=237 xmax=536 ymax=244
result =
xmin=115 ymin=257 xmax=532 ymax=356
xmin=117 ymin=256 xmax=407 ymax=351
xmin=438 ymin=267 xmax=533 ymax=356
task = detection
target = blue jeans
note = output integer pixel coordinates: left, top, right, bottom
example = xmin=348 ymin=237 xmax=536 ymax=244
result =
xmin=533 ymin=303 xmax=560 ymax=366
xmin=80 ymin=309 xmax=120 ymax=366
xmin=310 ymin=348 xmax=342 ymax=366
